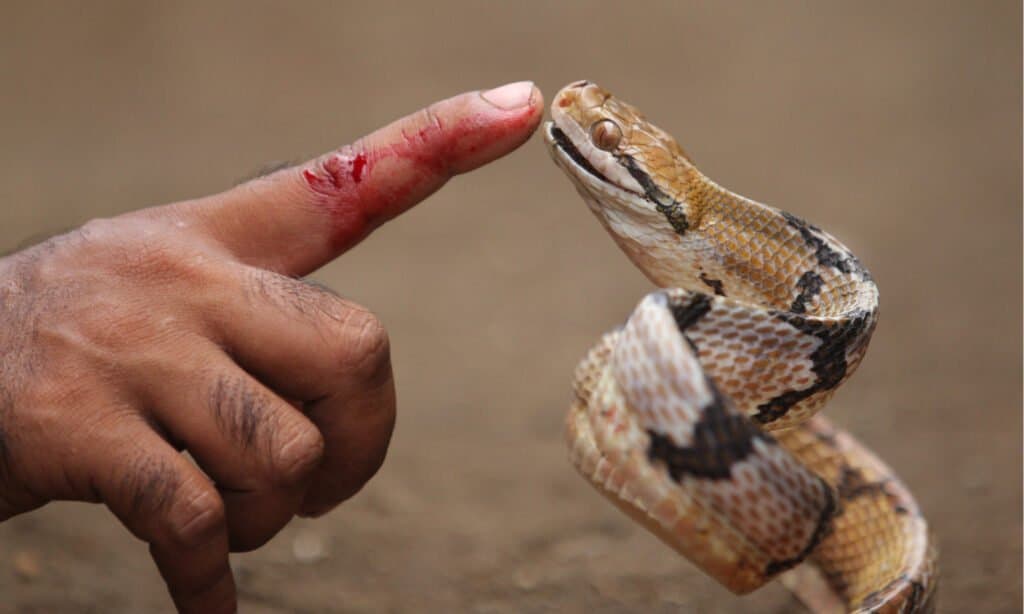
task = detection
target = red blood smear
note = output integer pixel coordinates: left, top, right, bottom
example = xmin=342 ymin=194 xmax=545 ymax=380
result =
xmin=302 ymin=105 xmax=537 ymax=252
xmin=301 ymin=168 xmax=322 ymax=188
xmin=351 ymin=153 xmax=367 ymax=183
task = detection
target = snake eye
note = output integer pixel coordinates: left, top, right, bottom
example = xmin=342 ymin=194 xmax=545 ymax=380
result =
xmin=590 ymin=119 xmax=622 ymax=152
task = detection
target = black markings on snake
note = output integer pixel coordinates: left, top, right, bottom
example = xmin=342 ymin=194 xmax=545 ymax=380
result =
xmin=620 ymin=156 xmax=689 ymax=235
xmin=699 ymin=273 xmax=726 ymax=296
xmin=656 ymin=201 xmax=690 ymax=236
xmin=763 ymin=482 xmax=836 ymax=577
xmin=645 ymin=384 xmax=774 ymax=481
xmin=650 ymin=221 xmax=880 ymax=580
xmin=754 ymin=309 xmax=875 ymax=424
xmin=906 ymin=580 xmax=928 ymax=611
xmin=834 ymin=465 xmax=913 ymax=520
xmin=667 ymin=291 xmax=711 ymax=359
xmin=668 ymin=293 xmax=712 ymax=332
xmin=861 ymin=574 xmax=927 ymax=611
xmin=790 ymin=270 xmax=823 ymax=313
xmin=836 ymin=466 xmax=891 ymax=502
xmin=549 ymin=126 xmax=611 ymax=183
xmin=781 ymin=211 xmax=869 ymax=279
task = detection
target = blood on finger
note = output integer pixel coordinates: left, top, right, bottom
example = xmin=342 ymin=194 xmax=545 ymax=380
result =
xmin=351 ymin=154 xmax=367 ymax=183
xmin=300 ymin=105 xmax=538 ymax=252
xmin=301 ymin=150 xmax=382 ymax=251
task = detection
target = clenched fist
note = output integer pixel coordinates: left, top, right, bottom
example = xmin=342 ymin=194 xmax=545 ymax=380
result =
xmin=0 ymin=81 xmax=542 ymax=612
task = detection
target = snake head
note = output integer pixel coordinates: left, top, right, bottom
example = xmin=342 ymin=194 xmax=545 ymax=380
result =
xmin=544 ymin=80 xmax=694 ymax=202
xmin=544 ymin=81 xmax=701 ymax=284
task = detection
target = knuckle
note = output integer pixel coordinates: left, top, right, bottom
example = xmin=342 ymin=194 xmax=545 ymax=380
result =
xmin=244 ymin=267 xmax=288 ymax=308
xmin=246 ymin=269 xmax=338 ymax=322
xmin=126 ymin=238 xmax=206 ymax=286
xmin=406 ymin=104 xmax=450 ymax=172
xmin=418 ymin=103 xmax=446 ymax=137
xmin=4 ymin=216 xmax=216 ymax=360
xmin=113 ymin=444 xmax=224 ymax=549
xmin=274 ymin=422 xmax=325 ymax=484
xmin=207 ymin=372 xmax=273 ymax=453
xmin=75 ymin=218 xmax=147 ymax=268
xmin=78 ymin=216 xmax=218 ymax=289
xmin=336 ymin=308 xmax=391 ymax=384
xmin=75 ymin=216 xmax=120 ymax=243
xmin=164 ymin=480 xmax=225 ymax=549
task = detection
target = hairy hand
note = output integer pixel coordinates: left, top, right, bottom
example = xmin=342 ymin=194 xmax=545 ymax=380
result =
xmin=0 ymin=81 xmax=542 ymax=612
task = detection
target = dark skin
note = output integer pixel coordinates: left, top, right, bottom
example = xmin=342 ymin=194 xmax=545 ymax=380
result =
xmin=0 ymin=81 xmax=544 ymax=613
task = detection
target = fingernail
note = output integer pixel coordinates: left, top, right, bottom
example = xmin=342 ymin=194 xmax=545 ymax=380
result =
xmin=481 ymin=81 xmax=535 ymax=110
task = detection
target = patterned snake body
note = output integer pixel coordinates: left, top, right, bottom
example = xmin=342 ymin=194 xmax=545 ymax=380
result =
xmin=544 ymin=81 xmax=937 ymax=613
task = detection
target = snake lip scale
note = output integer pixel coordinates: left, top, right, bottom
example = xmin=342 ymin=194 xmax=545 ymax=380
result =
xmin=547 ymin=124 xmax=612 ymax=185
xmin=544 ymin=80 xmax=937 ymax=613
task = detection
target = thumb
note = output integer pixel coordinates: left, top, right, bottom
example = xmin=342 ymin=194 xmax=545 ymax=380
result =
xmin=180 ymin=81 xmax=542 ymax=276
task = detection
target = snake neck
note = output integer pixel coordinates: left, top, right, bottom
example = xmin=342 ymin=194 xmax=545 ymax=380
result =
xmin=545 ymin=80 xmax=878 ymax=320
xmin=636 ymin=175 xmax=877 ymax=321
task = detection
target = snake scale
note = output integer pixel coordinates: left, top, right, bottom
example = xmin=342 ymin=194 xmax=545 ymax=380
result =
xmin=543 ymin=81 xmax=937 ymax=613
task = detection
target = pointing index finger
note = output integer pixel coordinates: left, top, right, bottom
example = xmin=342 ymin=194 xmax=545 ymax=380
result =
xmin=193 ymin=81 xmax=543 ymax=276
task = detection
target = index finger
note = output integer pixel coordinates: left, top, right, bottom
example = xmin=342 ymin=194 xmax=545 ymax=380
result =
xmin=184 ymin=81 xmax=543 ymax=276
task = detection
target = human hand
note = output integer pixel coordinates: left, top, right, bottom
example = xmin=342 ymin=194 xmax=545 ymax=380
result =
xmin=0 ymin=81 xmax=542 ymax=612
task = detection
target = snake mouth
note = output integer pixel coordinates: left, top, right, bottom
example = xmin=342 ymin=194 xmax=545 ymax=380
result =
xmin=547 ymin=123 xmax=611 ymax=184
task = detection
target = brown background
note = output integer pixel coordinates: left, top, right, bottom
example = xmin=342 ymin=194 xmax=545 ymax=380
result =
xmin=0 ymin=2 xmax=1019 ymax=612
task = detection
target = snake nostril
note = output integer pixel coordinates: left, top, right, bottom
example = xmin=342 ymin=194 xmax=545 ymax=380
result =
xmin=570 ymin=79 xmax=591 ymax=88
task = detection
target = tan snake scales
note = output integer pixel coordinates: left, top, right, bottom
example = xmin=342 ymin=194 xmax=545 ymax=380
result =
xmin=543 ymin=81 xmax=937 ymax=613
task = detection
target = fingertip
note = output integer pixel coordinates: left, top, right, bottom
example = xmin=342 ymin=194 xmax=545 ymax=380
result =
xmin=480 ymin=80 xmax=539 ymax=111
xmin=448 ymin=80 xmax=545 ymax=170
xmin=474 ymin=80 xmax=545 ymax=137
xmin=357 ymin=80 xmax=544 ymax=177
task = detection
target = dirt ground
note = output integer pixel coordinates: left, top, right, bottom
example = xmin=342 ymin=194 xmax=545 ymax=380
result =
xmin=0 ymin=3 xmax=1019 ymax=612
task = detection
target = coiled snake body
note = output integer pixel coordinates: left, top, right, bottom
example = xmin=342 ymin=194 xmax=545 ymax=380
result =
xmin=544 ymin=81 xmax=937 ymax=613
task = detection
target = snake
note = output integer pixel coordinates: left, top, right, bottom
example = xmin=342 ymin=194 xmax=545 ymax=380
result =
xmin=543 ymin=81 xmax=937 ymax=613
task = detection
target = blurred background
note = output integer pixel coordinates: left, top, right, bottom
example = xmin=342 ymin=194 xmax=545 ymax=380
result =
xmin=0 ymin=2 xmax=1019 ymax=612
